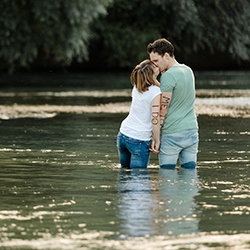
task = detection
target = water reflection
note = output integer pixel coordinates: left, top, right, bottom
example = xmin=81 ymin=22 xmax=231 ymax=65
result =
xmin=117 ymin=168 xmax=200 ymax=237
xmin=117 ymin=169 xmax=156 ymax=236
xmin=156 ymin=169 xmax=200 ymax=235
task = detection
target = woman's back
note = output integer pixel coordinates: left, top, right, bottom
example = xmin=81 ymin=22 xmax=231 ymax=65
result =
xmin=120 ymin=85 xmax=161 ymax=141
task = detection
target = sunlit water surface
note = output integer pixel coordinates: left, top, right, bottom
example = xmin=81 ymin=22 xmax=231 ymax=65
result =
xmin=0 ymin=71 xmax=250 ymax=249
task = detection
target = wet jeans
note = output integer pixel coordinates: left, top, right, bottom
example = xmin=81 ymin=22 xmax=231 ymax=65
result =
xmin=117 ymin=132 xmax=151 ymax=169
xmin=160 ymin=129 xmax=199 ymax=169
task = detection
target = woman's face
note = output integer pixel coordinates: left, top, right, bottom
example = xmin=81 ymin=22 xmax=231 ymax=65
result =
xmin=153 ymin=63 xmax=160 ymax=77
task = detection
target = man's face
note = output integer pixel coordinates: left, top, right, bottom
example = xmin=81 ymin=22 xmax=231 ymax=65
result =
xmin=149 ymin=52 xmax=168 ymax=73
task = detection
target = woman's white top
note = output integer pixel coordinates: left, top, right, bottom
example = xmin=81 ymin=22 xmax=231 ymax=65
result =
xmin=120 ymin=85 xmax=161 ymax=141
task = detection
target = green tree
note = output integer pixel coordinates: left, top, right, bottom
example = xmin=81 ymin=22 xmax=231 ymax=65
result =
xmin=0 ymin=0 xmax=111 ymax=73
xmin=193 ymin=0 xmax=250 ymax=61
xmin=89 ymin=0 xmax=250 ymax=69
xmin=89 ymin=0 xmax=162 ymax=69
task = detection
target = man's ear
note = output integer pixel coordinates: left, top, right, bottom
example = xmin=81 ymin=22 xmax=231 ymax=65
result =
xmin=163 ymin=52 xmax=170 ymax=59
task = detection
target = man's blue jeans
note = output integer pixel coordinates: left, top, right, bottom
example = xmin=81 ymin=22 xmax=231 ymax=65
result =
xmin=117 ymin=132 xmax=151 ymax=169
xmin=160 ymin=129 xmax=199 ymax=169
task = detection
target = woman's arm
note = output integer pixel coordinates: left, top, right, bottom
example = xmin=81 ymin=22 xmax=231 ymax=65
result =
xmin=150 ymin=94 xmax=161 ymax=153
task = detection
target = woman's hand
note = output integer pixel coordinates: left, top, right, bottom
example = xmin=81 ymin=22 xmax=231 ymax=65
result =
xmin=150 ymin=139 xmax=160 ymax=154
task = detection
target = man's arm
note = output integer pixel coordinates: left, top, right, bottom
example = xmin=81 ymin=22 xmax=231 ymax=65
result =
xmin=160 ymin=92 xmax=172 ymax=128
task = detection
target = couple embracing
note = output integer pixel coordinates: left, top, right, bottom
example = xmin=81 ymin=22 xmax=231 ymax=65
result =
xmin=117 ymin=38 xmax=199 ymax=169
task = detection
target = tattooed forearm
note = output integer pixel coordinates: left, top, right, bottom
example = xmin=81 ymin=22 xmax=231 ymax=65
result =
xmin=152 ymin=104 xmax=160 ymax=125
xmin=151 ymin=111 xmax=159 ymax=125
xmin=159 ymin=92 xmax=172 ymax=128
xmin=161 ymin=96 xmax=171 ymax=109
xmin=160 ymin=115 xmax=165 ymax=127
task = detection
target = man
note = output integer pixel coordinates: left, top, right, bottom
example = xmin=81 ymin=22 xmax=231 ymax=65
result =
xmin=147 ymin=38 xmax=199 ymax=169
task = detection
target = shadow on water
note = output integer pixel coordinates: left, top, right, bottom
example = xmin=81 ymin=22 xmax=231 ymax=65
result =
xmin=0 ymin=95 xmax=131 ymax=106
xmin=0 ymin=72 xmax=132 ymax=90
xmin=0 ymin=70 xmax=250 ymax=90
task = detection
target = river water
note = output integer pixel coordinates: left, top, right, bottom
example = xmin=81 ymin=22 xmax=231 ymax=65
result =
xmin=0 ymin=71 xmax=250 ymax=249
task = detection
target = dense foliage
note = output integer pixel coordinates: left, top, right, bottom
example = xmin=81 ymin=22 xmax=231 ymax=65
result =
xmin=0 ymin=0 xmax=111 ymax=73
xmin=89 ymin=0 xmax=250 ymax=69
xmin=1 ymin=0 xmax=250 ymax=72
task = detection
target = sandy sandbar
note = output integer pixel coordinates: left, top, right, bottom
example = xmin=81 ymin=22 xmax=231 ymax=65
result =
xmin=0 ymin=102 xmax=250 ymax=119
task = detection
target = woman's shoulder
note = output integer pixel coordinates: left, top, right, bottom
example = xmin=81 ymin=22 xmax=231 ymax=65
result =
xmin=149 ymin=84 xmax=161 ymax=92
xmin=148 ymin=85 xmax=161 ymax=97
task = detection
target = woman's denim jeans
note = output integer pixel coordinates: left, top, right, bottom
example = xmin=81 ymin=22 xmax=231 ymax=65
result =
xmin=117 ymin=132 xmax=151 ymax=169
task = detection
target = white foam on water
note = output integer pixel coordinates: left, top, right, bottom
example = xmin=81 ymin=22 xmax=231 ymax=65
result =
xmin=0 ymin=210 xmax=84 ymax=221
xmin=0 ymin=231 xmax=250 ymax=250
xmin=0 ymin=112 xmax=57 ymax=120
xmin=199 ymin=158 xmax=250 ymax=165
xmin=0 ymin=148 xmax=14 ymax=151
xmin=195 ymin=97 xmax=250 ymax=106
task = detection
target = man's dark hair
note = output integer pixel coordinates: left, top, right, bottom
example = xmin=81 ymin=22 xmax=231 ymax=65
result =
xmin=147 ymin=38 xmax=174 ymax=57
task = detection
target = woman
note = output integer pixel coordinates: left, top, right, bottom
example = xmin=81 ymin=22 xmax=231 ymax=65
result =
xmin=117 ymin=60 xmax=161 ymax=168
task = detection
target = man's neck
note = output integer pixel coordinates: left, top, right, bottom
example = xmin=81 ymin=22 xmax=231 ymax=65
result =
xmin=162 ymin=58 xmax=180 ymax=73
xmin=169 ymin=58 xmax=180 ymax=68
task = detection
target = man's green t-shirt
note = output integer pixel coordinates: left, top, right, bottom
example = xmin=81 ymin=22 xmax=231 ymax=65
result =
xmin=160 ymin=64 xmax=198 ymax=134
